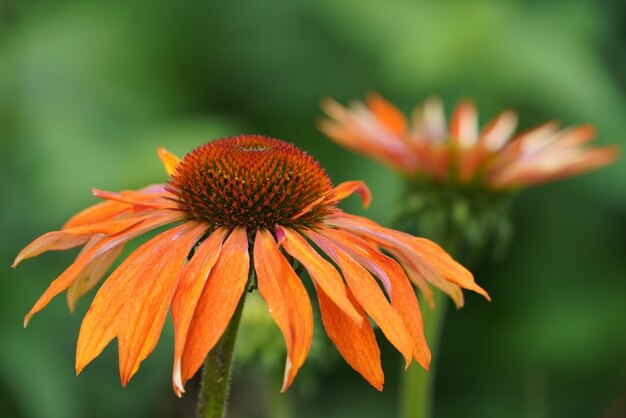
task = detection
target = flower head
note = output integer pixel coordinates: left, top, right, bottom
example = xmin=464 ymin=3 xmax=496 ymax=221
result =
xmin=14 ymin=135 xmax=488 ymax=395
xmin=320 ymin=94 xmax=618 ymax=189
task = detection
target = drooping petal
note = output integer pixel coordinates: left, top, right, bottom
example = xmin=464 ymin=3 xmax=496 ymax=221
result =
xmin=388 ymin=248 xmax=464 ymax=309
xmin=329 ymin=213 xmax=490 ymax=300
xmin=366 ymin=93 xmax=407 ymax=136
xmin=315 ymin=282 xmax=383 ymax=390
xmin=24 ymin=211 xmax=183 ymax=327
xmin=307 ymin=230 xmax=413 ymax=366
xmin=157 ymin=147 xmax=181 ymax=176
xmin=76 ymin=222 xmax=206 ymax=385
xmin=66 ymin=236 xmax=125 ymax=312
xmin=254 ymin=228 xmax=313 ymax=391
xmin=13 ymin=215 xmax=152 ymax=267
xmin=280 ymin=227 xmax=361 ymax=325
xmin=177 ymin=228 xmax=249 ymax=394
xmin=171 ymin=227 xmax=227 ymax=396
xmin=332 ymin=181 xmax=372 ymax=208
xmin=320 ymin=227 xmax=430 ymax=369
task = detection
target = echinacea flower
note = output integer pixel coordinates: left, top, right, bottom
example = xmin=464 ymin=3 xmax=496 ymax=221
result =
xmin=13 ymin=135 xmax=489 ymax=395
xmin=320 ymin=94 xmax=619 ymax=189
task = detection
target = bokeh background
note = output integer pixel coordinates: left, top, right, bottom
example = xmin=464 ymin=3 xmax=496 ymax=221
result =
xmin=1 ymin=0 xmax=625 ymax=417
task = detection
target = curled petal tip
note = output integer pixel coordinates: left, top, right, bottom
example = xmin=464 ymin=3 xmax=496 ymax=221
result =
xmin=333 ymin=181 xmax=372 ymax=208
xmin=23 ymin=315 xmax=31 ymax=328
xmin=172 ymin=361 xmax=185 ymax=397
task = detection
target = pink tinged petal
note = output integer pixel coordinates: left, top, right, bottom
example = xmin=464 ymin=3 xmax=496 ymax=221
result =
xmin=157 ymin=147 xmax=181 ymax=176
xmin=388 ymin=248 xmax=464 ymax=309
xmin=329 ymin=213 xmax=490 ymax=301
xmin=553 ymin=124 xmax=596 ymax=148
xmin=76 ymin=222 xmax=206 ymax=386
xmin=307 ymin=231 xmax=413 ymax=366
xmin=13 ymin=215 xmax=152 ymax=268
xmin=411 ymin=96 xmax=447 ymax=140
xmin=319 ymin=227 xmax=430 ymax=369
xmin=23 ymin=211 xmax=183 ymax=327
xmin=66 ymin=236 xmax=125 ymax=312
xmin=319 ymin=97 xmax=417 ymax=174
xmin=171 ymin=228 xmax=227 ymax=395
xmin=175 ymin=228 xmax=248 ymax=396
xmin=254 ymin=228 xmax=313 ymax=391
xmin=315 ymin=282 xmax=384 ymax=390
xmin=450 ymin=100 xmax=479 ymax=148
xmin=332 ymin=181 xmax=372 ymax=208
xmin=480 ymin=110 xmax=518 ymax=151
xmin=280 ymin=228 xmax=361 ymax=325
xmin=366 ymin=93 xmax=408 ymax=136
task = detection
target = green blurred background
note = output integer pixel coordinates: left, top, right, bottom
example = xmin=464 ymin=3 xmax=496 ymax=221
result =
xmin=1 ymin=0 xmax=625 ymax=417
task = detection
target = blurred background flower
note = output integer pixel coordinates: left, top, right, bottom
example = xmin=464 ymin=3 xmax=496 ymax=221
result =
xmin=1 ymin=1 xmax=625 ymax=417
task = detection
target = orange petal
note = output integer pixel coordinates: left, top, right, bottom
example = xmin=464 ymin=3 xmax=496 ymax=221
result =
xmin=329 ymin=213 xmax=490 ymax=301
xmin=333 ymin=181 xmax=372 ymax=208
xmin=92 ymin=188 xmax=175 ymax=209
xmin=480 ymin=110 xmax=518 ymax=151
xmin=281 ymin=228 xmax=361 ymax=325
xmin=320 ymin=227 xmax=430 ymax=369
xmin=366 ymin=93 xmax=407 ymax=136
xmin=63 ymin=201 xmax=131 ymax=229
xmin=171 ymin=227 xmax=227 ymax=396
xmin=450 ymin=100 xmax=478 ymax=148
xmin=254 ymin=228 xmax=313 ymax=391
xmin=316 ymin=282 xmax=383 ymax=390
xmin=389 ymin=248 xmax=464 ymax=309
xmin=76 ymin=222 xmax=206 ymax=385
xmin=172 ymin=228 xmax=227 ymax=396
xmin=177 ymin=228 xmax=249 ymax=393
xmin=118 ymin=223 xmax=206 ymax=385
xmin=157 ymin=147 xmax=181 ymax=176
xmin=66 ymin=237 xmax=125 ymax=312
xmin=24 ymin=211 xmax=183 ymax=327
xmin=13 ymin=215 xmax=151 ymax=267
xmin=63 ymin=185 xmax=168 ymax=229
xmin=307 ymin=230 xmax=413 ymax=366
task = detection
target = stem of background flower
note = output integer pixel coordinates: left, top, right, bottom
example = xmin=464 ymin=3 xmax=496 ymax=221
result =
xmin=266 ymin=369 xmax=294 ymax=418
xmin=197 ymin=289 xmax=248 ymax=418
xmin=399 ymin=290 xmax=448 ymax=418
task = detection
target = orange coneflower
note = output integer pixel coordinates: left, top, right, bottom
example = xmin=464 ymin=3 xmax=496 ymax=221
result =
xmin=320 ymin=94 xmax=619 ymax=189
xmin=13 ymin=135 xmax=488 ymax=395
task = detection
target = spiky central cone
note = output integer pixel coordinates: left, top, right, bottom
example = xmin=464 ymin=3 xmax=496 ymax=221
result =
xmin=169 ymin=135 xmax=335 ymax=230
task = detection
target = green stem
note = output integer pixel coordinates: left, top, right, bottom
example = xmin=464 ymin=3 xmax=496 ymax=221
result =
xmin=197 ymin=292 xmax=247 ymax=418
xmin=400 ymin=290 xmax=448 ymax=418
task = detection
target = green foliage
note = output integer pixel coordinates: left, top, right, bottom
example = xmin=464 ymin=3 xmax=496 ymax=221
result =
xmin=1 ymin=0 xmax=624 ymax=417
